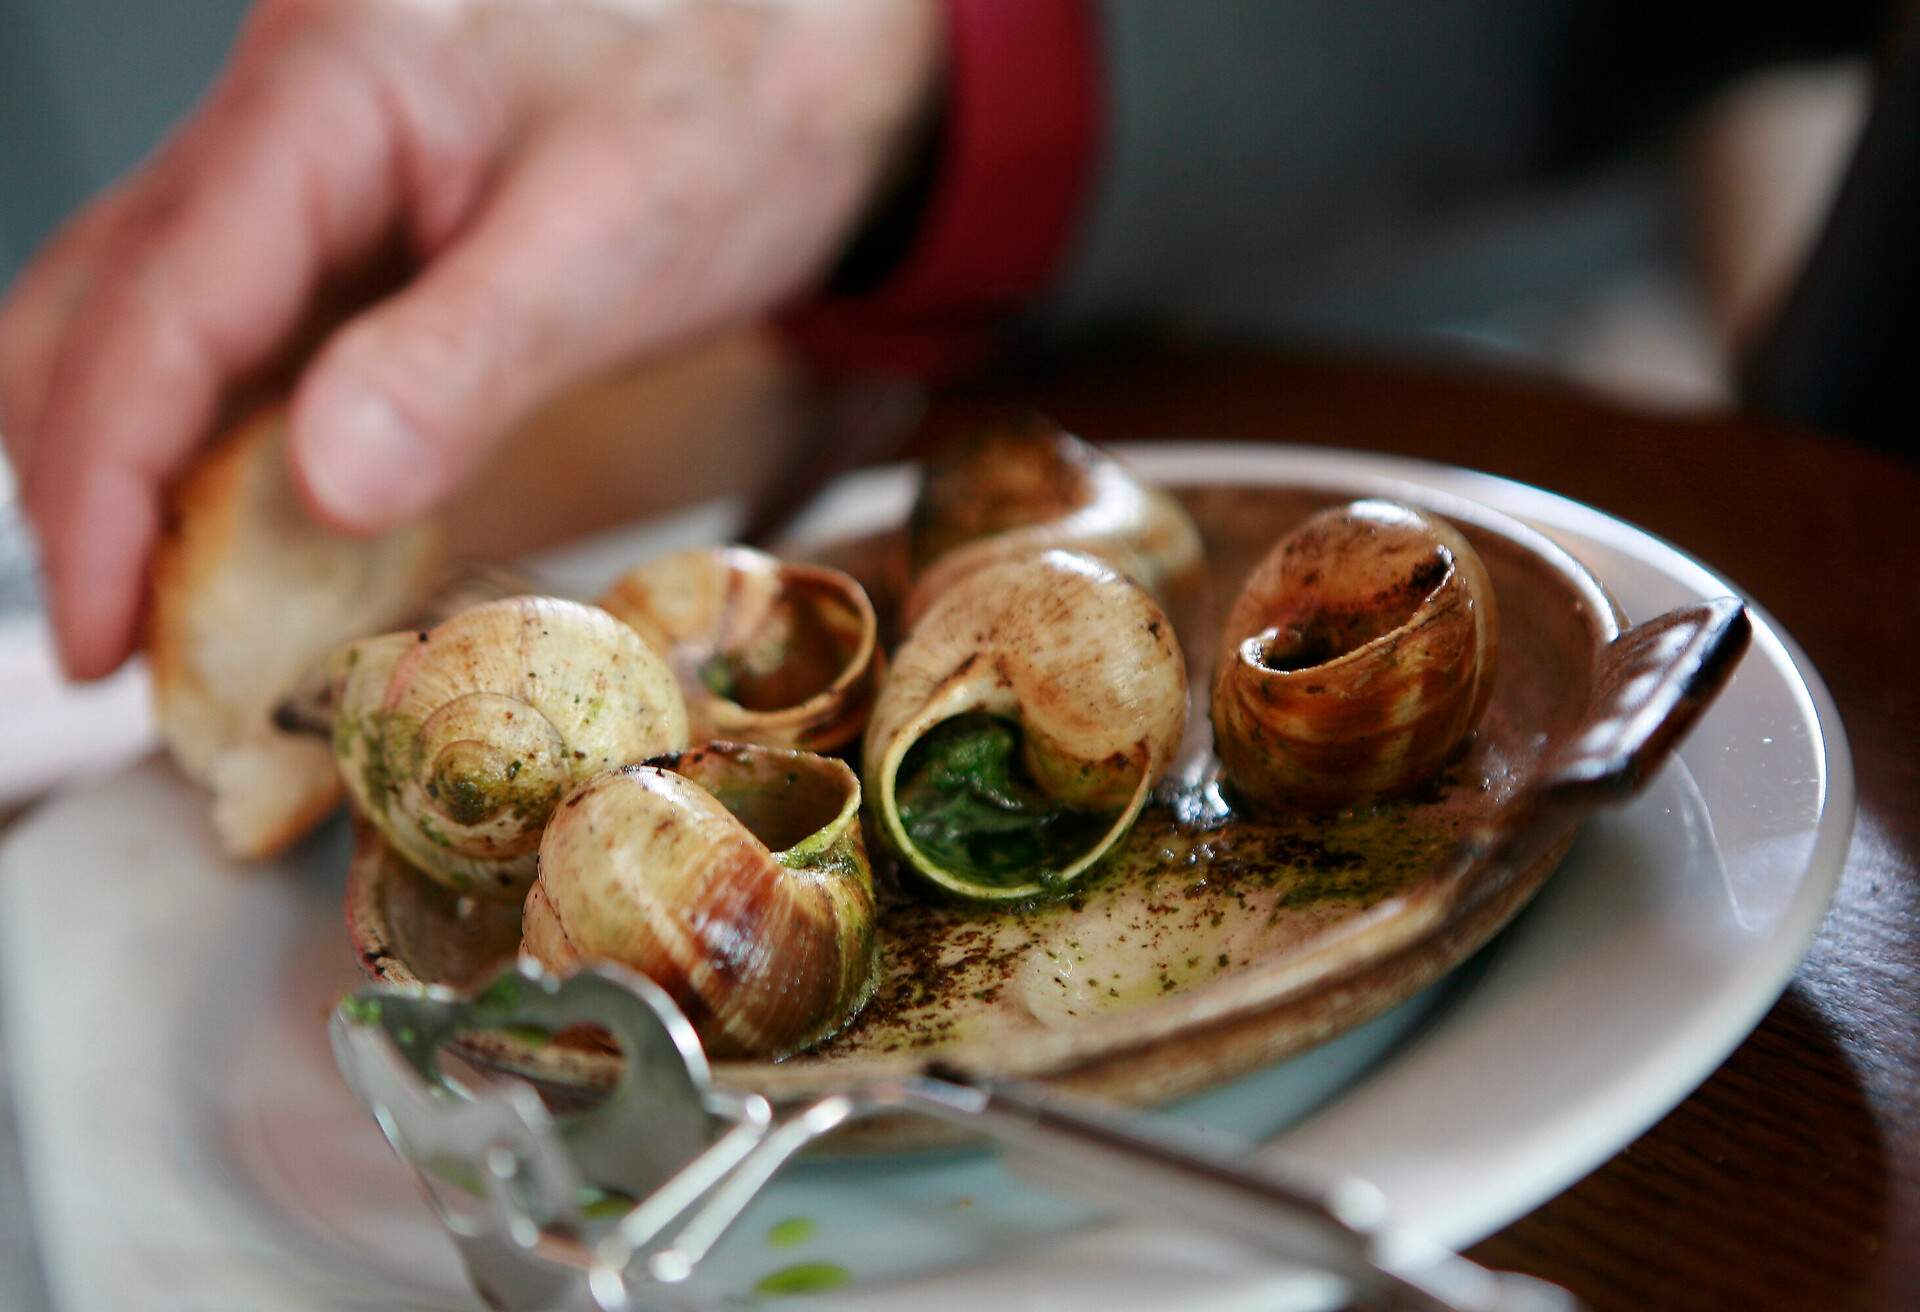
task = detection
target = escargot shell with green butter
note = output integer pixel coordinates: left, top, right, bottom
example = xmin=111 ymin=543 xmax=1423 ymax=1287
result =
xmin=864 ymin=549 xmax=1188 ymax=902
xmin=331 ymin=595 xmax=689 ymax=899
xmin=597 ymin=546 xmax=882 ymax=753
xmin=523 ymin=743 xmax=877 ymax=1059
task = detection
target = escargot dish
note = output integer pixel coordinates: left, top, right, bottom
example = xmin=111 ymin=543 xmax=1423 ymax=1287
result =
xmin=346 ymin=448 xmax=1749 ymax=1136
xmin=1211 ymin=499 xmax=1499 ymax=810
xmin=864 ymin=549 xmax=1187 ymax=901
xmin=332 ymin=595 xmax=689 ymax=899
xmin=523 ymin=743 xmax=878 ymax=1059
xmin=903 ymin=412 xmax=1204 ymax=625
xmin=596 ymin=546 xmax=881 ymax=752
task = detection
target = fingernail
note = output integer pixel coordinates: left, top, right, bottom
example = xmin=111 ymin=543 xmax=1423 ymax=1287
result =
xmin=299 ymin=388 xmax=433 ymax=530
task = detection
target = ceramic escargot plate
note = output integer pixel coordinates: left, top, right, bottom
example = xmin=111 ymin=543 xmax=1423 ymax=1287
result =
xmin=342 ymin=446 xmax=1732 ymax=1121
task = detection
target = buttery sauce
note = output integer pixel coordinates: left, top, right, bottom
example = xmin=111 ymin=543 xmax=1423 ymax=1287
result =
xmin=815 ymin=774 xmax=1467 ymax=1054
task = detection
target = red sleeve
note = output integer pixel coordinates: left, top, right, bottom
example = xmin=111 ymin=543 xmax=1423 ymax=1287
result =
xmin=781 ymin=0 xmax=1103 ymax=377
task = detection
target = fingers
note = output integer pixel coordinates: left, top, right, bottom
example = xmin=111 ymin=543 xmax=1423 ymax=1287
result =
xmin=290 ymin=129 xmax=678 ymax=533
xmin=25 ymin=20 xmax=405 ymax=678
xmin=0 ymin=181 xmax=147 ymax=486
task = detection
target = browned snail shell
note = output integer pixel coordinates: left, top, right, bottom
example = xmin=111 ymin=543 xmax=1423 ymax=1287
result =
xmin=864 ymin=549 xmax=1188 ymax=902
xmin=903 ymin=412 xmax=1204 ymax=628
xmin=1210 ymin=500 xmax=1499 ymax=811
xmin=523 ymin=742 xmax=877 ymax=1059
xmin=596 ymin=545 xmax=881 ymax=753
xmin=331 ymin=595 xmax=689 ymax=899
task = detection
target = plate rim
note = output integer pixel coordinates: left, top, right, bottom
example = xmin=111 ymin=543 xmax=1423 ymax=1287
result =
xmin=1122 ymin=442 xmax=1855 ymax=1250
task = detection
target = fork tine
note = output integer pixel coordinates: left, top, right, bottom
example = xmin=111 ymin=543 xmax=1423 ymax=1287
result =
xmin=596 ymin=1100 xmax=773 ymax=1263
xmin=641 ymin=1092 xmax=873 ymax=1286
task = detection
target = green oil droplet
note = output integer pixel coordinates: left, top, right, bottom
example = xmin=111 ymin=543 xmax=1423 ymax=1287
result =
xmin=765 ymin=1216 xmax=816 ymax=1249
xmin=753 ymin=1261 xmax=849 ymax=1297
xmin=497 ymin=1023 xmax=551 ymax=1049
xmin=576 ymin=1185 xmax=636 ymax=1221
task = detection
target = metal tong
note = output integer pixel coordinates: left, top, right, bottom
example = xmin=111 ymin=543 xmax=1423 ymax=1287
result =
xmin=331 ymin=963 xmax=1577 ymax=1312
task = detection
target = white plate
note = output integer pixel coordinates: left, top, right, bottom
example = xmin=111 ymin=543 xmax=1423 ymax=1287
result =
xmin=0 ymin=446 xmax=1852 ymax=1311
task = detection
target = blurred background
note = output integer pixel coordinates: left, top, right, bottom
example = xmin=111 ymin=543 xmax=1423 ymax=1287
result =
xmin=0 ymin=0 xmax=1894 ymax=799
xmin=1 ymin=0 xmax=1905 ymax=728
xmin=0 ymin=1 xmax=1884 ymax=417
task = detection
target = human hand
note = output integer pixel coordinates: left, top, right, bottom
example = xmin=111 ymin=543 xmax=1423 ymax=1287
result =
xmin=0 ymin=0 xmax=941 ymax=678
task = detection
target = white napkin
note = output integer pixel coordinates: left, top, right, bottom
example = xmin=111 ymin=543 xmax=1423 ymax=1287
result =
xmin=0 ymin=617 xmax=154 ymax=809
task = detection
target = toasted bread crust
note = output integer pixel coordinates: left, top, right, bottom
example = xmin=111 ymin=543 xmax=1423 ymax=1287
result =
xmin=146 ymin=409 xmax=441 ymax=859
xmin=149 ymin=416 xmax=257 ymax=778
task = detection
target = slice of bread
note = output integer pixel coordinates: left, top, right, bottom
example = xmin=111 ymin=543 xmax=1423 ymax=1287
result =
xmin=146 ymin=410 xmax=441 ymax=859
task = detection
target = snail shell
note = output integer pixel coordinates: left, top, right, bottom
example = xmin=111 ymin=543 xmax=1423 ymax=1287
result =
xmin=275 ymin=557 xmax=541 ymax=738
xmin=332 ymin=595 xmax=689 ymax=899
xmin=903 ymin=413 xmax=1204 ymax=627
xmin=1210 ymin=500 xmax=1499 ymax=810
xmin=523 ymin=743 xmax=878 ymax=1059
xmin=864 ymin=550 xmax=1188 ymax=901
xmin=596 ymin=546 xmax=881 ymax=753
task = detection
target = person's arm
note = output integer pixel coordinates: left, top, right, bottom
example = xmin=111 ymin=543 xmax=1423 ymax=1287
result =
xmin=785 ymin=0 xmax=1103 ymax=376
xmin=803 ymin=0 xmax=1887 ymax=380
xmin=791 ymin=0 xmax=1594 ymax=359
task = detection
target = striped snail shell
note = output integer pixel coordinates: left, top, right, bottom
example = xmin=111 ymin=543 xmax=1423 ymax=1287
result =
xmin=864 ymin=550 xmax=1187 ymax=902
xmin=1210 ymin=500 xmax=1499 ymax=811
xmin=523 ymin=743 xmax=877 ymax=1059
xmin=596 ymin=546 xmax=881 ymax=753
xmin=903 ymin=413 xmax=1203 ymax=627
xmin=331 ymin=595 xmax=689 ymax=899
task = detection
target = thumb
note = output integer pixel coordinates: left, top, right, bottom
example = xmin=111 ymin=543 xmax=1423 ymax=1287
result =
xmin=286 ymin=296 xmax=503 ymax=535
xmin=287 ymin=141 xmax=664 ymax=534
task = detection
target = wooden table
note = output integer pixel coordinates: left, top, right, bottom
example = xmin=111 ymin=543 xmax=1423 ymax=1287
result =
xmin=936 ymin=344 xmax=1915 ymax=1311
xmin=4 ymin=339 xmax=1911 ymax=1310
